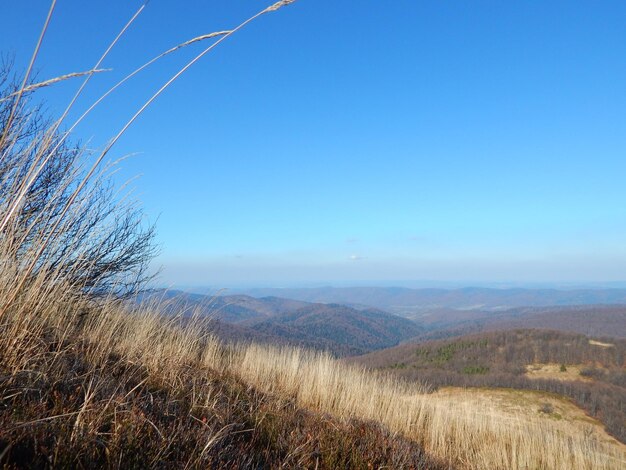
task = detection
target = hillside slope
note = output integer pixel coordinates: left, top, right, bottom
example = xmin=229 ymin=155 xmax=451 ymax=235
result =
xmin=148 ymin=291 xmax=423 ymax=356
xmin=0 ymin=330 xmax=441 ymax=469
xmin=482 ymin=305 xmax=626 ymax=338
xmin=351 ymin=329 xmax=626 ymax=443
xmin=145 ymin=290 xmax=311 ymax=323
xmin=243 ymin=303 xmax=423 ymax=356
xmin=413 ymin=305 xmax=626 ymax=341
xmin=3 ymin=285 xmax=624 ymax=469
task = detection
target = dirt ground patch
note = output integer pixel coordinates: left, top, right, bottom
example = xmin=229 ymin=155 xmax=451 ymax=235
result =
xmin=525 ymin=363 xmax=593 ymax=382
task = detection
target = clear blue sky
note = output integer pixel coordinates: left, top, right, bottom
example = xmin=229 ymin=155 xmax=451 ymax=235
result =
xmin=2 ymin=1 xmax=626 ymax=287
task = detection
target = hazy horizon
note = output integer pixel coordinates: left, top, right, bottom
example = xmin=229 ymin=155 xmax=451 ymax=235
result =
xmin=163 ymin=279 xmax=626 ymax=292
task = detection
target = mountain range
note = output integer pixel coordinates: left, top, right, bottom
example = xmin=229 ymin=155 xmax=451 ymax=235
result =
xmin=144 ymin=290 xmax=422 ymax=356
xmin=147 ymin=287 xmax=626 ymax=349
xmin=213 ymin=286 xmax=626 ymax=315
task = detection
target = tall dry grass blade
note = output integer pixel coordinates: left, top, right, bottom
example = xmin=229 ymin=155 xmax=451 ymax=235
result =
xmin=0 ymin=0 xmax=57 ymax=150
xmin=265 ymin=0 xmax=297 ymax=12
xmin=63 ymin=30 xmax=232 ymax=152
xmin=98 ymin=0 xmax=297 ymax=160
xmin=55 ymin=0 xmax=148 ymax=125
xmin=0 ymin=29 xmax=231 ymax=242
xmin=0 ymin=69 xmax=110 ymax=102
xmin=0 ymin=6 xmax=154 ymax=318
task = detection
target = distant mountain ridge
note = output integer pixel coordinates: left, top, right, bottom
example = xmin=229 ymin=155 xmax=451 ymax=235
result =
xmin=242 ymin=303 xmax=422 ymax=356
xmin=216 ymin=286 xmax=626 ymax=314
xmin=149 ymin=288 xmax=626 ymax=345
xmin=142 ymin=290 xmax=310 ymax=323
xmin=413 ymin=305 xmax=626 ymax=341
xmin=143 ymin=290 xmax=422 ymax=356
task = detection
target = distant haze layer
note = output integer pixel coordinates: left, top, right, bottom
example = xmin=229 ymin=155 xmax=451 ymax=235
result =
xmin=198 ymin=286 xmax=626 ymax=314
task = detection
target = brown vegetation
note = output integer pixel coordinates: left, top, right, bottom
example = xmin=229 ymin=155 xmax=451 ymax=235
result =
xmin=0 ymin=324 xmax=439 ymax=469
xmin=352 ymin=329 xmax=626 ymax=444
xmin=433 ymin=387 xmax=626 ymax=453
xmin=414 ymin=305 xmax=626 ymax=342
xmin=3 ymin=292 xmax=624 ymax=468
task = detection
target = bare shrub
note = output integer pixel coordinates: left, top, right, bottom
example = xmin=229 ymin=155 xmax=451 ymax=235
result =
xmin=0 ymin=65 xmax=157 ymax=300
xmin=539 ymin=403 xmax=554 ymax=414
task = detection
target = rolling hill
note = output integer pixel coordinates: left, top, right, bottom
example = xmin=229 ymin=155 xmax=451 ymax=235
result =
xmin=349 ymin=329 xmax=626 ymax=443
xmin=143 ymin=290 xmax=310 ymax=323
xmin=242 ymin=303 xmax=423 ymax=356
xmin=143 ymin=290 xmax=422 ymax=356
xmin=412 ymin=305 xmax=626 ymax=341
xmin=221 ymin=286 xmax=626 ymax=315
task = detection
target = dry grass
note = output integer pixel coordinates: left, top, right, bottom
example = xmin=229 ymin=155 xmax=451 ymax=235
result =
xmin=434 ymin=387 xmax=626 ymax=453
xmin=2 ymin=288 xmax=625 ymax=468
xmin=228 ymin=342 xmax=626 ymax=469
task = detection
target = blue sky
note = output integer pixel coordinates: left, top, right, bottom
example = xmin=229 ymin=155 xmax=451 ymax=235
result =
xmin=2 ymin=1 xmax=626 ymax=286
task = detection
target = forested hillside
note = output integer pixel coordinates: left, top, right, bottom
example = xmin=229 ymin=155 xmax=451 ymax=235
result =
xmin=352 ymin=329 xmax=626 ymax=442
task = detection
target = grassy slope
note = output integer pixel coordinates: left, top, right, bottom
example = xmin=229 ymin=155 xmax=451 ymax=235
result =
xmin=0 ymin=325 xmax=441 ymax=469
xmin=434 ymin=387 xmax=626 ymax=454
xmin=350 ymin=329 xmax=626 ymax=443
